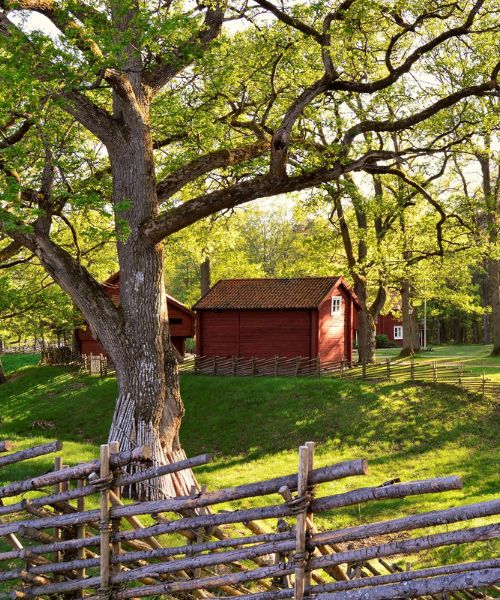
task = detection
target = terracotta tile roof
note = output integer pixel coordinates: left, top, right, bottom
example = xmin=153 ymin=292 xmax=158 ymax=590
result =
xmin=193 ymin=277 xmax=342 ymax=310
xmin=101 ymin=272 xmax=195 ymax=316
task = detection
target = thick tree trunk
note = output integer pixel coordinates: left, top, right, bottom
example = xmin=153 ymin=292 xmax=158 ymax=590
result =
xmin=357 ymin=310 xmax=377 ymax=364
xmin=103 ymin=95 xmax=195 ymax=499
xmin=479 ymin=259 xmax=491 ymax=344
xmin=354 ymin=277 xmax=386 ymax=364
xmin=489 ymin=257 xmax=500 ymax=355
xmin=477 ymin=149 xmax=499 ymax=355
xmin=399 ymin=281 xmax=420 ymax=357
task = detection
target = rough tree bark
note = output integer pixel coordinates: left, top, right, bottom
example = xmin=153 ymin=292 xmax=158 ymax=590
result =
xmin=489 ymin=258 xmax=500 ymax=355
xmin=355 ymin=283 xmax=386 ymax=364
xmin=399 ymin=280 xmax=420 ymax=357
xmin=200 ymin=256 xmax=211 ymax=297
xmin=100 ymin=39 xmax=195 ymax=499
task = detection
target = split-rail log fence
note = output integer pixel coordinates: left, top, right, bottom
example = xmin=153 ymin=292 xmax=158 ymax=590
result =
xmin=78 ymin=354 xmax=499 ymax=404
xmin=0 ymin=439 xmax=498 ymax=599
xmin=178 ymin=355 xmax=500 ymax=402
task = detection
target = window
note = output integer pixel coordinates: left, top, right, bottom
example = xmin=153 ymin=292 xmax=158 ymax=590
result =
xmin=170 ymin=318 xmax=183 ymax=325
xmin=331 ymin=296 xmax=342 ymax=315
xmin=394 ymin=326 xmax=403 ymax=340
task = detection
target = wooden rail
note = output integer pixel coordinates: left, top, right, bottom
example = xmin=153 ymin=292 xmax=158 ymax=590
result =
xmin=184 ymin=355 xmax=500 ymax=402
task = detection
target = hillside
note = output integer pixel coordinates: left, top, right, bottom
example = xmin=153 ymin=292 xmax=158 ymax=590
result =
xmin=0 ymin=356 xmax=498 ymax=566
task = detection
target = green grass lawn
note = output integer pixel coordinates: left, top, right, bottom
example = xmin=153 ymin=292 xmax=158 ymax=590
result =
xmin=0 ymin=359 xmax=498 ymax=570
xmin=1 ymin=352 xmax=40 ymax=373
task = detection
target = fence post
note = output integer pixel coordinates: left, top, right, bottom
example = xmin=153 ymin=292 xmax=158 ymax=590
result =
xmin=76 ymin=478 xmax=86 ymax=598
xmin=304 ymin=442 xmax=315 ymax=589
xmin=99 ymin=443 xmax=111 ymax=599
xmin=295 ymin=356 xmax=301 ymax=377
xmin=340 ymin=359 xmax=344 ymax=378
xmin=109 ymin=441 xmax=122 ymax=577
xmin=252 ymin=356 xmax=256 ymax=376
xmin=410 ymin=358 xmax=415 ymax=382
xmin=458 ymin=364 xmax=463 ymax=387
xmin=212 ymin=356 xmax=216 ymax=376
xmin=275 ymin=356 xmax=279 ymax=377
xmin=433 ymin=361 xmax=438 ymax=384
xmin=316 ymin=356 xmax=320 ymax=377
xmin=294 ymin=445 xmax=310 ymax=600
xmin=482 ymin=371 xmax=486 ymax=399
xmin=53 ymin=456 xmax=63 ymax=580
xmin=386 ymin=358 xmax=391 ymax=380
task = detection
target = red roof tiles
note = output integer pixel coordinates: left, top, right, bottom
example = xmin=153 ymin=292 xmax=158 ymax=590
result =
xmin=193 ymin=277 xmax=342 ymax=310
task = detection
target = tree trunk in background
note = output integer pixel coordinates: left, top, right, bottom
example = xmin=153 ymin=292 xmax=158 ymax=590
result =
xmin=357 ymin=309 xmax=377 ymax=364
xmin=201 ymin=256 xmax=211 ymax=297
xmin=490 ymin=257 xmax=500 ymax=355
xmin=0 ymin=359 xmax=6 ymax=384
xmin=399 ymin=281 xmax=420 ymax=357
xmin=477 ymin=145 xmax=499 ymax=355
xmin=480 ymin=258 xmax=491 ymax=344
xmin=354 ymin=281 xmax=385 ymax=364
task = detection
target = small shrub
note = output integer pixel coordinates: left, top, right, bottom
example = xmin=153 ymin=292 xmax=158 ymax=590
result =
xmin=376 ymin=334 xmax=390 ymax=348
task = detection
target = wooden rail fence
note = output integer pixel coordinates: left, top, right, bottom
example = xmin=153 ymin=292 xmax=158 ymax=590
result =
xmin=0 ymin=439 xmax=498 ymax=598
xmin=183 ymin=355 xmax=500 ymax=402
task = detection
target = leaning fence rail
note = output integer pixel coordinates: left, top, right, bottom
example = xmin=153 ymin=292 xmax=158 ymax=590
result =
xmin=0 ymin=439 xmax=498 ymax=599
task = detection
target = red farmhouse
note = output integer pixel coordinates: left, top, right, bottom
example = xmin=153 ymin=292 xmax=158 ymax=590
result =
xmin=74 ymin=273 xmax=195 ymax=357
xmin=193 ymin=277 xmax=360 ymax=365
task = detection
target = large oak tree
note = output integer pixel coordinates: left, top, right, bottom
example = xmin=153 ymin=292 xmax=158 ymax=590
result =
xmin=1 ymin=0 xmax=498 ymax=498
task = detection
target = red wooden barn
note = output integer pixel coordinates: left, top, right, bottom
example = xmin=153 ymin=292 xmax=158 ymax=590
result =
xmin=193 ymin=277 xmax=360 ymax=364
xmin=74 ymin=273 xmax=195 ymax=357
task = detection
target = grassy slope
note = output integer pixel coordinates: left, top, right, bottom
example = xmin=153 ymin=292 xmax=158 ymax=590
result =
xmin=0 ymin=354 xmax=498 ymax=567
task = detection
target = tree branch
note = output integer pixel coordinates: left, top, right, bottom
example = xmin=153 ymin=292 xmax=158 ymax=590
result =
xmin=330 ymin=0 xmax=487 ymax=94
xmin=342 ymin=77 xmax=500 ymax=148
xmin=0 ymin=240 xmax=22 ymax=263
xmin=157 ymin=140 xmax=270 ymax=202
xmin=143 ymin=149 xmax=396 ymax=244
xmin=252 ymin=0 xmax=322 ymax=42
xmin=0 ymin=118 xmax=34 ymax=149
xmin=60 ymin=91 xmax=121 ymax=147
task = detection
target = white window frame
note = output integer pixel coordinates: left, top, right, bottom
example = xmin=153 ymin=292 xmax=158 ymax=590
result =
xmin=331 ymin=296 xmax=342 ymax=316
xmin=394 ymin=325 xmax=403 ymax=340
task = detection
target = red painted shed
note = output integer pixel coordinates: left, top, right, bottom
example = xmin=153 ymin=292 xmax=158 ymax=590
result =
xmin=193 ymin=277 xmax=360 ymax=365
xmin=74 ymin=273 xmax=195 ymax=357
